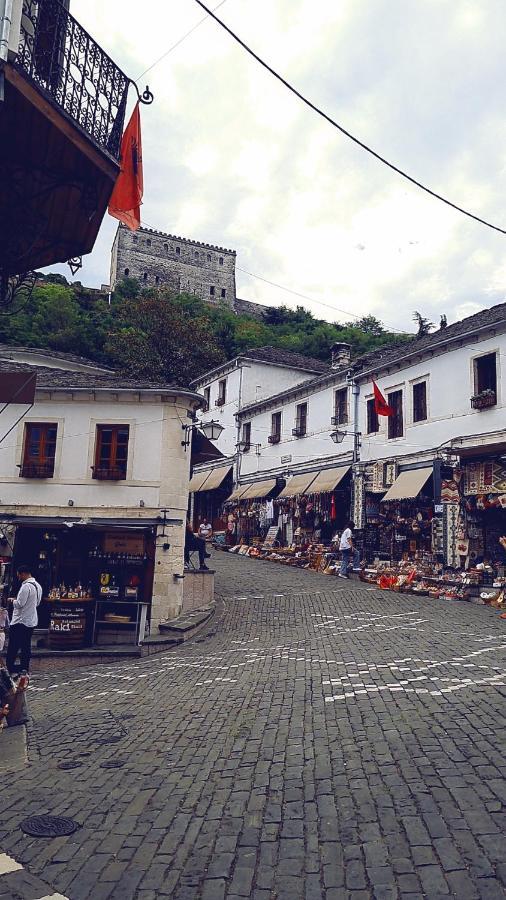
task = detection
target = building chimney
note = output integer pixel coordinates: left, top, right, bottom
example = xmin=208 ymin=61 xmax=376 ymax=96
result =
xmin=330 ymin=342 xmax=351 ymax=370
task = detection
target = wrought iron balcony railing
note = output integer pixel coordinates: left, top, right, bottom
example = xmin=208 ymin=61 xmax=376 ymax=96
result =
xmin=14 ymin=0 xmax=130 ymax=158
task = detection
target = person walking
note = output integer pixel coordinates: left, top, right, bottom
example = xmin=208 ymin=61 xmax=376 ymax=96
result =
xmin=6 ymin=564 xmax=42 ymax=675
xmin=337 ymin=521 xmax=360 ymax=579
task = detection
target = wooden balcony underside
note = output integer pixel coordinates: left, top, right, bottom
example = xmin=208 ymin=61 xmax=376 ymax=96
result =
xmin=0 ymin=65 xmax=120 ymax=275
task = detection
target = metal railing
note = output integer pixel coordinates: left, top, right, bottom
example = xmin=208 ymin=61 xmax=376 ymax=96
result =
xmin=15 ymin=0 xmax=130 ymax=158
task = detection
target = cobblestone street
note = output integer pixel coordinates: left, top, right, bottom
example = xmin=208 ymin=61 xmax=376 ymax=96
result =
xmin=1 ymin=551 xmax=506 ymax=900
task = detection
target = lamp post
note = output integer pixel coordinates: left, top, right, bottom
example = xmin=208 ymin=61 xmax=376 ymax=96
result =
xmin=181 ymin=418 xmax=224 ymax=450
xmin=329 ymin=429 xmax=361 ymax=462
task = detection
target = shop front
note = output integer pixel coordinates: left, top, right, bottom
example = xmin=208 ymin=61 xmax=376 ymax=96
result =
xmin=11 ymin=522 xmax=156 ymax=648
xmin=189 ymin=464 xmax=233 ymax=534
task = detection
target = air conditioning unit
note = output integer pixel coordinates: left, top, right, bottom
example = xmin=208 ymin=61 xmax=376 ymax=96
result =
xmin=292 ymin=426 xmax=304 ymax=437
xmin=215 ymin=398 xmax=225 ymax=407
xmin=268 ymin=434 xmax=280 ymax=444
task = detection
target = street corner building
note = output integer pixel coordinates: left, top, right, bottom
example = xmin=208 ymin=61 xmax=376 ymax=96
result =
xmin=0 ymin=346 xmax=205 ymax=652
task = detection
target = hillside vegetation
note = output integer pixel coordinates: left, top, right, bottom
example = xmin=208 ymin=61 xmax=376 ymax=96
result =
xmin=0 ymin=276 xmax=410 ymax=385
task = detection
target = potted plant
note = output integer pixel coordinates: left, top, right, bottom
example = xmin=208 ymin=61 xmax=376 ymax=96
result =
xmin=470 ymin=388 xmax=496 ymax=409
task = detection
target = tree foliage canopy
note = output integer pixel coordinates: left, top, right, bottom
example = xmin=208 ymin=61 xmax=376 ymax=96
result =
xmin=0 ymin=277 xmax=411 ymax=385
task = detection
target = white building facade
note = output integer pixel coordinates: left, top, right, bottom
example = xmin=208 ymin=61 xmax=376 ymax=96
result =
xmin=0 ymin=348 xmax=204 ymax=631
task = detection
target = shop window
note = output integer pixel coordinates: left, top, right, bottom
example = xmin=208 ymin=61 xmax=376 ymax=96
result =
xmin=203 ymin=387 xmax=211 ymax=410
xmin=293 ymin=402 xmax=307 ymax=437
xmin=388 ymin=390 xmax=403 ymax=439
xmin=242 ymin=422 xmax=251 ymax=451
xmin=215 ymin=379 xmax=226 ymax=406
xmin=333 ymin=388 xmax=348 ymax=425
xmin=412 ymin=381 xmax=427 ymax=422
xmin=269 ymin=412 xmax=282 ymax=444
xmin=93 ymin=425 xmax=129 ymax=480
xmin=366 ymin=398 xmax=379 ymax=434
xmin=473 ymin=353 xmax=497 ymax=404
xmin=20 ymin=423 xmax=57 ymax=478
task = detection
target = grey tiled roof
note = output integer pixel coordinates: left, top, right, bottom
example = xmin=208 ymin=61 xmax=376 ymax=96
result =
xmin=0 ymin=359 xmax=200 ymax=395
xmin=0 ymin=345 xmax=113 ymax=370
xmin=190 ymin=346 xmax=328 ymax=387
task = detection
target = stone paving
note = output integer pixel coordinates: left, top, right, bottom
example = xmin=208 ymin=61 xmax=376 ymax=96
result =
xmin=1 ymin=550 xmax=505 ymax=899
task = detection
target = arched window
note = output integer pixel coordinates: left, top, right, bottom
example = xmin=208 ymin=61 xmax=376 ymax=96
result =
xmin=146 ymin=238 xmax=151 ymax=247
xmin=176 ymin=246 xmax=181 ymax=256
xmin=164 ymin=243 xmax=168 ymax=251
xmin=219 ymin=256 xmax=224 ymax=265
xmin=207 ymin=253 xmax=211 ymax=262
xmin=143 ymin=273 xmax=148 ymax=281
xmin=124 ymin=268 xmax=129 ymax=276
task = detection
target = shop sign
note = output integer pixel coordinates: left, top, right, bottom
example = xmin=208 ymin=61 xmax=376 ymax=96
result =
xmin=104 ymin=532 xmax=145 ymax=555
xmin=281 ymin=455 xmax=292 ymax=464
xmin=434 ymin=504 xmax=444 ymax=514
xmin=49 ymin=605 xmax=87 ymax=634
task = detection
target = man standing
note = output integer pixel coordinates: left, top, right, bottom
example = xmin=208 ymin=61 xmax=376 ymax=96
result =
xmin=337 ymin=521 xmax=360 ymax=579
xmin=6 ymin=564 xmax=42 ymax=674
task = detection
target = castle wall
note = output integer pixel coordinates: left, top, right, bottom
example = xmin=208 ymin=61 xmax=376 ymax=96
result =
xmin=111 ymin=224 xmax=236 ymax=308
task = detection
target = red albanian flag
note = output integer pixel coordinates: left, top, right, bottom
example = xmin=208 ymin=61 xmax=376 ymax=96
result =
xmin=108 ymin=101 xmax=143 ymax=231
xmin=373 ymin=380 xmax=393 ymax=416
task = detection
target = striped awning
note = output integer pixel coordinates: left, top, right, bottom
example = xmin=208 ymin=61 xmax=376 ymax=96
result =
xmin=188 ymin=469 xmax=212 ymax=492
xmin=307 ymin=465 xmax=350 ymax=494
xmin=382 ymin=467 xmax=433 ymax=501
xmin=278 ymin=472 xmax=318 ymax=498
xmin=226 ymin=485 xmax=249 ymax=502
xmin=240 ymin=479 xmax=277 ymax=500
xmin=198 ymin=465 xmax=232 ymax=491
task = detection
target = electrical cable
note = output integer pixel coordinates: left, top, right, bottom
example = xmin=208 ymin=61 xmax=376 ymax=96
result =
xmin=136 ymin=0 xmax=229 ymax=81
xmin=194 ymin=0 xmax=506 ymax=237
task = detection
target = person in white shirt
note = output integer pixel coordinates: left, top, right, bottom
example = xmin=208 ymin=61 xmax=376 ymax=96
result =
xmin=6 ymin=564 xmax=42 ymax=674
xmin=338 ymin=521 xmax=360 ymax=579
xmin=198 ymin=519 xmax=213 ymax=541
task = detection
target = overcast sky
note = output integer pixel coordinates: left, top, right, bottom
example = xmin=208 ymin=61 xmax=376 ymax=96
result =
xmin=52 ymin=0 xmax=506 ymax=330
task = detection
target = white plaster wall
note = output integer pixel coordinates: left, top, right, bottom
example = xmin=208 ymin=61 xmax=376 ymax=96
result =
xmin=196 ymin=361 xmax=320 ymax=457
xmin=239 ymin=382 xmax=355 ymax=478
xmin=0 ymin=394 xmax=192 ymax=511
xmin=359 ymin=334 xmax=506 ymax=462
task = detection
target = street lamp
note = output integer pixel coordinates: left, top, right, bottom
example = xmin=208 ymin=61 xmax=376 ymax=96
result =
xmin=329 ymin=429 xmax=362 ymax=461
xmin=181 ymin=418 xmax=224 ymax=450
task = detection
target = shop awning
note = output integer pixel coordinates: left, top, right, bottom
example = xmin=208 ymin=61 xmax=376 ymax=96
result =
xmin=227 ymin=485 xmax=249 ymax=502
xmin=307 ymin=465 xmax=351 ymax=494
xmin=188 ymin=469 xmax=212 ymax=492
xmin=382 ymin=467 xmax=433 ymax=501
xmin=199 ymin=465 xmax=232 ymax=491
xmin=278 ymin=472 xmax=318 ymax=498
xmin=240 ymin=479 xmax=278 ymax=500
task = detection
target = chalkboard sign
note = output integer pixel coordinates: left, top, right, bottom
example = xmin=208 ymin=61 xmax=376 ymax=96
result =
xmin=263 ymin=526 xmax=280 ymax=548
xmin=49 ymin=602 xmax=91 ymax=650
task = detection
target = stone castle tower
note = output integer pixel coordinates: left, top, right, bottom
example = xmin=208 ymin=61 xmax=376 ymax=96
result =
xmin=110 ymin=224 xmax=237 ymax=308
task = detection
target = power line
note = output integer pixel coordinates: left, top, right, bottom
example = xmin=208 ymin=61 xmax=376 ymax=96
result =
xmin=136 ymin=0 xmax=229 ymax=81
xmin=237 ymin=266 xmax=409 ymax=334
xmin=194 ymin=0 xmax=506 ymax=238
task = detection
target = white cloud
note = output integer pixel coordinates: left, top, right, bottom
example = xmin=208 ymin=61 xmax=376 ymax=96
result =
xmin=46 ymin=0 xmax=506 ymax=330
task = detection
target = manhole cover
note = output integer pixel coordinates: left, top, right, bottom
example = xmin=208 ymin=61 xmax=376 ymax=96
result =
xmin=20 ymin=815 xmax=80 ymax=838
xmin=57 ymin=760 xmax=83 ymax=770
xmin=100 ymin=759 xmax=126 ymax=769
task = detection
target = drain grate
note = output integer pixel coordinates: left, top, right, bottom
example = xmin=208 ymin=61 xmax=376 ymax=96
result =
xmin=20 ymin=815 xmax=80 ymax=838
xmin=57 ymin=760 xmax=83 ymax=770
xmin=100 ymin=759 xmax=126 ymax=769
